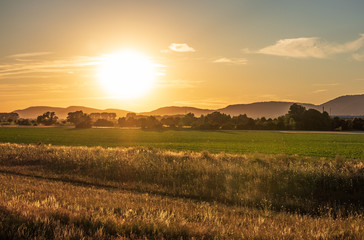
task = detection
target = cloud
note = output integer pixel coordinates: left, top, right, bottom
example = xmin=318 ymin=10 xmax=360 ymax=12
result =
xmin=258 ymin=34 xmax=364 ymax=59
xmin=0 ymin=82 xmax=72 ymax=99
xmin=155 ymin=79 xmax=203 ymax=89
xmin=7 ymin=52 xmax=52 ymax=59
xmin=173 ymin=98 xmax=228 ymax=108
xmin=0 ymin=56 xmax=100 ymax=78
xmin=213 ymin=57 xmax=247 ymax=65
xmin=312 ymin=83 xmax=339 ymax=87
xmin=313 ymin=89 xmax=328 ymax=94
xmin=352 ymin=53 xmax=364 ymax=61
xmin=167 ymin=43 xmax=195 ymax=53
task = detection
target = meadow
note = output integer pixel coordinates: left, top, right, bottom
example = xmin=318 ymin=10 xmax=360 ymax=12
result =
xmin=1 ymin=127 xmax=364 ymax=159
xmin=0 ymin=143 xmax=363 ymax=239
xmin=1 ymin=128 xmax=364 ymax=239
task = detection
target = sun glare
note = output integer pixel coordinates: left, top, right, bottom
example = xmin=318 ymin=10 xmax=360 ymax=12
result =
xmin=98 ymin=50 xmax=156 ymax=99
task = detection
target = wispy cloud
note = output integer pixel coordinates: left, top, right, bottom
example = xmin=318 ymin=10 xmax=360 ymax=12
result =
xmin=313 ymin=89 xmax=328 ymax=94
xmin=0 ymin=56 xmax=101 ymax=78
xmin=258 ymin=34 xmax=364 ymax=59
xmin=165 ymin=43 xmax=196 ymax=53
xmin=0 ymin=83 xmax=70 ymax=97
xmin=7 ymin=52 xmax=52 ymax=59
xmin=352 ymin=53 xmax=364 ymax=61
xmin=213 ymin=57 xmax=247 ymax=65
xmin=312 ymin=83 xmax=339 ymax=87
xmin=155 ymin=79 xmax=203 ymax=89
xmin=254 ymin=94 xmax=298 ymax=103
xmin=173 ymin=98 xmax=229 ymax=109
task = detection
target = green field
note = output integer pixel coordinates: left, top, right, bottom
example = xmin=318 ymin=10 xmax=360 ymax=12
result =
xmin=1 ymin=127 xmax=364 ymax=159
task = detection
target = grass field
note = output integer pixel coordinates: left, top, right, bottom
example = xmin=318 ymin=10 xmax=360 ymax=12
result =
xmin=1 ymin=143 xmax=363 ymax=239
xmin=1 ymin=127 xmax=364 ymax=159
xmin=1 ymin=128 xmax=364 ymax=238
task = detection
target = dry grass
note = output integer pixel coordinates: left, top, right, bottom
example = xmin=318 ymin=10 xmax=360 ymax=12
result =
xmin=0 ymin=143 xmax=363 ymax=239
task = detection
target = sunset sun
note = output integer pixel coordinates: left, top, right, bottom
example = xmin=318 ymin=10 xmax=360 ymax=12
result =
xmin=98 ymin=50 xmax=156 ymax=99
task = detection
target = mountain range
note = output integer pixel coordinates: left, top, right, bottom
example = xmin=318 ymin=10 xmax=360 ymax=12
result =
xmin=11 ymin=94 xmax=364 ymax=119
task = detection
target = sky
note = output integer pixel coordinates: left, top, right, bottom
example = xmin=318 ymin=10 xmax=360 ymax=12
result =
xmin=1 ymin=0 xmax=364 ymax=112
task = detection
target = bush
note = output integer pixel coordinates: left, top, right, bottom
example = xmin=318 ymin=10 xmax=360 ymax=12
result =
xmin=17 ymin=119 xmax=31 ymax=126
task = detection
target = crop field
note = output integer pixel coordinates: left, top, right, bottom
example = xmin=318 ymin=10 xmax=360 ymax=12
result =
xmin=1 ymin=128 xmax=364 ymax=238
xmin=1 ymin=127 xmax=364 ymax=159
xmin=0 ymin=143 xmax=363 ymax=239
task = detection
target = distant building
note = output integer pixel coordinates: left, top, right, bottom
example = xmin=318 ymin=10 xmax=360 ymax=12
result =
xmin=0 ymin=113 xmax=19 ymax=122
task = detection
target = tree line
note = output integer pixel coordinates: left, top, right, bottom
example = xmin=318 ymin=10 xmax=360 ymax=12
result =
xmin=65 ymin=104 xmax=364 ymax=131
xmin=3 ymin=104 xmax=364 ymax=131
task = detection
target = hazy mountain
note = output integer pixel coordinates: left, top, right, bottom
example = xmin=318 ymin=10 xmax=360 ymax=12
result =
xmin=218 ymin=102 xmax=320 ymax=118
xmin=321 ymin=94 xmax=364 ymax=116
xmin=13 ymin=106 xmax=131 ymax=119
xmin=140 ymin=106 xmax=214 ymax=117
xmin=11 ymin=94 xmax=364 ymax=119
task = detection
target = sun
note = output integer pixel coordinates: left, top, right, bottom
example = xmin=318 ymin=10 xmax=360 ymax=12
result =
xmin=98 ymin=50 xmax=156 ymax=99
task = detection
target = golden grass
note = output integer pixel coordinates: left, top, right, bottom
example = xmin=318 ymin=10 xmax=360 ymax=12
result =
xmin=0 ymin=143 xmax=363 ymax=239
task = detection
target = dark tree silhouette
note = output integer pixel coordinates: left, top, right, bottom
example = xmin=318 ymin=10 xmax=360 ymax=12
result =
xmin=302 ymin=109 xmax=331 ymax=130
xmin=161 ymin=116 xmax=180 ymax=129
xmin=17 ymin=119 xmax=32 ymax=126
xmin=63 ymin=104 xmax=364 ymax=132
xmin=288 ymin=103 xmax=306 ymax=129
xmin=181 ymin=113 xmax=197 ymax=127
xmin=352 ymin=118 xmax=364 ymax=130
xmin=36 ymin=112 xmax=58 ymax=126
xmin=93 ymin=119 xmax=114 ymax=127
xmin=67 ymin=111 xmax=92 ymax=128
xmin=233 ymin=114 xmax=255 ymax=130
xmin=141 ymin=116 xmax=162 ymax=130
xmin=0 ymin=113 xmax=19 ymax=122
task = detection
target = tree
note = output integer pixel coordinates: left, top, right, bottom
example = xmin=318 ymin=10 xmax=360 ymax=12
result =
xmin=100 ymin=112 xmax=116 ymax=121
xmin=233 ymin=114 xmax=255 ymax=130
xmin=276 ymin=116 xmax=286 ymax=130
xmin=141 ymin=116 xmax=162 ymax=130
xmin=288 ymin=104 xmax=306 ymax=119
xmin=126 ymin=116 xmax=139 ymax=127
xmin=126 ymin=112 xmax=137 ymax=119
xmin=302 ymin=109 xmax=331 ymax=130
xmin=93 ymin=119 xmax=114 ymax=127
xmin=199 ymin=112 xmax=231 ymax=130
xmin=36 ymin=112 xmax=58 ymax=126
xmin=288 ymin=104 xmax=306 ymax=129
xmin=0 ymin=113 xmax=19 ymax=122
xmin=17 ymin=118 xmax=31 ymax=126
xmin=118 ymin=117 xmax=127 ymax=127
xmin=161 ymin=116 xmax=180 ymax=128
xmin=181 ymin=113 xmax=196 ymax=127
xmin=67 ymin=111 xmax=92 ymax=128
xmin=89 ymin=113 xmax=101 ymax=121
xmin=352 ymin=118 xmax=364 ymax=130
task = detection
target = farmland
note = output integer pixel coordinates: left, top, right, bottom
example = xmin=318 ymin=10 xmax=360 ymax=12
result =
xmin=1 ymin=143 xmax=363 ymax=239
xmin=1 ymin=128 xmax=364 ymax=238
xmin=1 ymin=127 xmax=364 ymax=159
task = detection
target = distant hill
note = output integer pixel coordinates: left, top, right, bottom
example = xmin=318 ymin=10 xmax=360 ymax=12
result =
xmin=13 ymin=106 xmax=131 ymax=119
xmin=140 ymin=106 xmax=214 ymax=117
xmin=218 ymin=102 xmax=320 ymax=119
xmin=11 ymin=94 xmax=364 ymax=119
xmin=321 ymin=94 xmax=364 ymax=116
